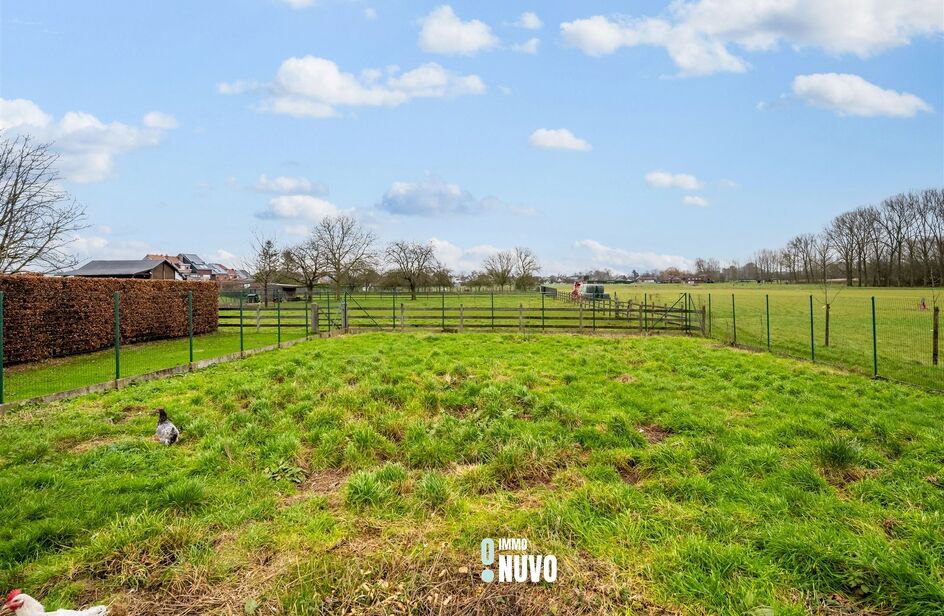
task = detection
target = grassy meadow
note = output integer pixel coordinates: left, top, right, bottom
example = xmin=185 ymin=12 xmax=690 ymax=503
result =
xmin=1 ymin=333 xmax=942 ymax=615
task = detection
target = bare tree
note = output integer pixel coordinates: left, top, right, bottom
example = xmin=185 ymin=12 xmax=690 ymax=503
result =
xmin=313 ymin=214 xmax=376 ymax=298
xmin=251 ymin=233 xmax=281 ymax=307
xmin=512 ymin=246 xmax=540 ymax=290
xmin=385 ymin=240 xmax=437 ymax=300
xmin=483 ymin=250 xmax=515 ymax=290
xmin=283 ymin=236 xmax=326 ymax=300
xmin=0 ymin=135 xmax=87 ymax=273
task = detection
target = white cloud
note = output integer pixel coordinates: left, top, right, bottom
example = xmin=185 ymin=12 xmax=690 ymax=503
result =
xmin=515 ymin=12 xmax=543 ymax=30
xmin=683 ymin=195 xmax=709 ymax=207
xmin=419 ymin=5 xmax=499 ymax=55
xmin=430 ymin=238 xmax=502 ymax=272
xmin=512 ymin=38 xmax=541 ymax=54
xmin=142 ymin=111 xmax=178 ymax=129
xmin=575 ymin=239 xmax=693 ymax=272
xmin=364 ymin=7 xmax=377 ymax=20
xmin=0 ymin=98 xmax=174 ymax=183
xmin=254 ymin=174 xmax=328 ymax=195
xmin=792 ymin=73 xmax=932 ymax=117
xmin=280 ymin=0 xmax=315 ymax=8
xmin=561 ymin=1 xmax=943 ymax=76
xmin=220 ymin=56 xmax=485 ymax=118
xmin=70 ymin=234 xmax=152 ymax=261
xmin=377 ymin=177 xmax=509 ymax=217
xmin=645 ymin=170 xmax=703 ymax=190
xmin=529 ymin=128 xmax=592 ymax=151
xmin=208 ymin=249 xmax=240 ymax=265
xmin=259 ymin=195 xmax=339 ymax=222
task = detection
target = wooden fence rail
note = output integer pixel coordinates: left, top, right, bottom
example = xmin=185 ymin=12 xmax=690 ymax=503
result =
xmin=217 ymin=296 xmax=705 ymax=336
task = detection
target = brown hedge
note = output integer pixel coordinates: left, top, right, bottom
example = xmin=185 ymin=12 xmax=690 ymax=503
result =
xmin=0 ymin=275 xmax=219 ymax=365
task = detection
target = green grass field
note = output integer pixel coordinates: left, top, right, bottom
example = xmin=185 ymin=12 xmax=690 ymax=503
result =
xmin=4 ymin=285 xmax=942 ymax=403
xmin=1 ymin=333 xmax=942 ymax=615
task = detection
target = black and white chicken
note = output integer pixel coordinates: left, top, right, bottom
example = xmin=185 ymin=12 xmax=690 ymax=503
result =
xmin=4 ymin=590 xmax=106 ymax=615
xmin=155 ymin=408 xmax=179 ymax=446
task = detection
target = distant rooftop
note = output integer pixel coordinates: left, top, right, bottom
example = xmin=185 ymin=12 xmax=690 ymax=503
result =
xmin=62 ymin=259 xmax=174 ymax=277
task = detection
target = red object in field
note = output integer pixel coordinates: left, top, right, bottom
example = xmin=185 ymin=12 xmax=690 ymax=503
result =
xmin=570 ymin=281 xmax=582 ymax=301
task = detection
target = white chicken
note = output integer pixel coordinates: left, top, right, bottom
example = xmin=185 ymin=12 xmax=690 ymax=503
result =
xmin=4 ymin=590 xmax=106 ymax=615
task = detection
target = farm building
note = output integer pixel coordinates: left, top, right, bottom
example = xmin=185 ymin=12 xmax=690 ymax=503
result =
xmin=62 ymin=259 xmax=182 ymax=280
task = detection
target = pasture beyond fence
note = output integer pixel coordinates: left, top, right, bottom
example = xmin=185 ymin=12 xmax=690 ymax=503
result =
xmin=0 ymin=287 xmax=941 ymax=404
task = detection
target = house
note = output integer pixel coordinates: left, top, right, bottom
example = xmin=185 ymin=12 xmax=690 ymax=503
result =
xmin=63 ymin=259 xmax=182 ymax=280
xmin=145 ymin=254 xmax=191 ymax=277
xmin=178 ymin=254 xmax=213 ymax=279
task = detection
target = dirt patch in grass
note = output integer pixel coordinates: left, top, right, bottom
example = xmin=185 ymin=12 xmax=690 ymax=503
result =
xmin=65 ymin=436 xmax=124 ymax=453
xmin=614 ymin=374 xmax=636 ymax=384
xmin=637 ymin=424 xmax=671 ymax=444
xmin=319 ymin=543 xmax=677 ymax=616
xmin=284 ymin=468 xmax=348 ymax=506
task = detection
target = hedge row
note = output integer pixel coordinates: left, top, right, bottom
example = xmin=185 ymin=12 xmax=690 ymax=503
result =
xmin=0 ymin=275 xmax=219 ymax=365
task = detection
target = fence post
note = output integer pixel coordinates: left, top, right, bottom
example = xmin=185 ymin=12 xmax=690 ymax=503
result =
xmin=700 ymin=305 xmax=706 ymax=336
xmin=255 ymin=305 xmax=261 ymax=333
xmin=188 ymin=291 xmax=194 ymax=367
xmin=491 ymin=292 xmax=495 ymax=331
xmin=114 ymin=291 xmax=121 ymax=384
xmin=541 ymin=292 xmax=545 ymax=332
xmin=326 ymin=293 xmax=331 ymax=335
xmin=809 ymin=295 xmax=815 ymax=362
xmin=644 ymin=293 xmax=648 ymax=331
xmin=313 ymin=303 xmax=320 ymax=335
xmin=459 ymin=304 xmax=465 ymax=332
xmin=825 ymin=303 xmax=831 ymax=348
xmin=731 ymin=294 xmax=737 ymax=345
xmin=392 ymin=290 xmax=396 ymax=330
xmin=871 ymin=296 xmax=878 ymax=377
xmin=239 ymin=295 xmax=245 ymax=356
xmin=441 ymin=290 xmax=445 ymax=331
xmin=765 ymin=294 xmax=770 ymax=351
xmin=579 ymin=304 xmax=584 ymax=332
xmin=519 ymin=304 xmax=524 ymax=333
xmin=342 ymin=299 xmax=348 ymax=332
xmin=592 ymin=300 xmax=596 ymax=332
xmin=934 ymin=306 xmax=940 ymax=366
xmin=0 ymin=291 xmax=4 ymax=405
xmin=277 ymin=300 xmax=282 ymax=347
xmin=400 ymin=303 xmax=405 ymax=331
xmin=707 ymin=293 xmax=712 ymax=337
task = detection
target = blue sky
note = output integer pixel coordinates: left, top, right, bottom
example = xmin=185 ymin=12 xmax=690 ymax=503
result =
xmin=2 ymin=0 xmax=942 ymax=274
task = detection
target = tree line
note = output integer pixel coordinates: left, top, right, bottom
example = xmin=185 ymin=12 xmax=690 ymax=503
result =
xmin=252 ymin=214 xmax=541 ymax=303
xmin=693 ymin=188 xmax=944 ymax=287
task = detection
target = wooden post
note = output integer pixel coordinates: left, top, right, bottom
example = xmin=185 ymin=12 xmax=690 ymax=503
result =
xmin=825 ymin=303 xmax=831 ymax=347
xmin=519 ymin=303 xmax=524 ymax=333
xmin=579 ymin=304 xmax=584 ymax=332
xmin=312 ymin=303 xmax=320 ymax=334
xmin=700 ymin=305 xmax=706 ymax=336
xmin=933 ymin=306 xmax=940 ymax=366
xmin=459 ymin=304 xmax=465 ymax=332
xmin=255 ymin=305 xmax=261 ymax=333
xmin=400 ymin=303 xmax=405 ymax=331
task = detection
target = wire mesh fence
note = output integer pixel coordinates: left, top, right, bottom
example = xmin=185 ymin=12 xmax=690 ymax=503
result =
xmin=1 ymin=286 xmax=941 ymax=404
xmin=0 ymin=290 xmax=343 ymax=404
xmin=690 ymin=290 xmax=943 ymax=391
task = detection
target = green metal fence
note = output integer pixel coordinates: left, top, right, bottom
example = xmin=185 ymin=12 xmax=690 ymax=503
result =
xmin=1 ymin=287 xmax=941 ymax=405
xmin=690 ymin=290 xmax=943 ymax=391
xmin=0 ymin=291 xmax=342 ymax=404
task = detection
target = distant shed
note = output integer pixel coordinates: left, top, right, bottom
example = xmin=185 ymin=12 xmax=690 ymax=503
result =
xmin=62 ymin=259 xmax=181 ymax=280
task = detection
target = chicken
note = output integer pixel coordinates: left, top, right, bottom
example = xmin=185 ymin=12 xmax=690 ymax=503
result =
xmin=155 ymin=408 xmax=179 ymax=446
xmin=4 ymin=590 xmax=107 ymax=616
